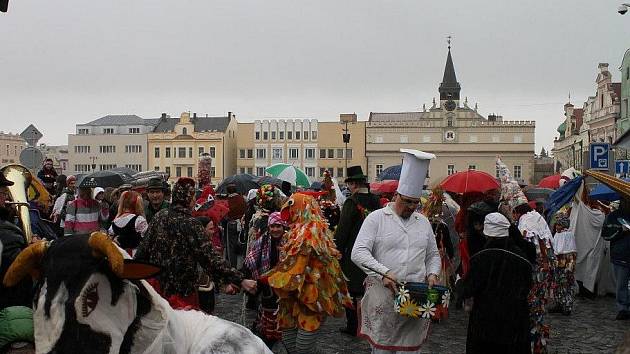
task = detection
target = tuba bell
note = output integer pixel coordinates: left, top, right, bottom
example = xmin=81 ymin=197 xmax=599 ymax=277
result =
xmin=1 ymin=164 xmax=33 ymax=243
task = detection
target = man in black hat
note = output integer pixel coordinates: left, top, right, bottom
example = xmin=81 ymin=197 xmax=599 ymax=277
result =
xmin=334 ymin=166 xmax=381 ymax=336
xmin=144 ymin=177 xmax=170 ymax=223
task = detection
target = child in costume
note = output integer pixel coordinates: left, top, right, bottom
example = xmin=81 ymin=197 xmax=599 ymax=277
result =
xmin=266 ymin=193 xmax=352 ymax=354
xmin=243 ymin=212 xmax=287 ymax=347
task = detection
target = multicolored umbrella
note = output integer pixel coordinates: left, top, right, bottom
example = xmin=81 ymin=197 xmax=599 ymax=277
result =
xmin=439 ymin=170 xmax=500 ymax=194
xmin=265 ymin=163 xmax=310 ymax=188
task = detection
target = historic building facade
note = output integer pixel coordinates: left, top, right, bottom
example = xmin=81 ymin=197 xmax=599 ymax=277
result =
xmin=68 ymin=115 xmax=158 ymax=175
xmin=619 ymin=49 xmax=630 ymax=136
xmin=148 ymin=112 xmax=238 ymax=182
xmin=553 ymin=63 xmax=622 ymax=171
xmin=0 ymin=131 xmax=27 ymax=165
xmin=365 ymin=47 xmax=535 ymax=185
xmin=236 ymin=117 xmax=366 ymax=182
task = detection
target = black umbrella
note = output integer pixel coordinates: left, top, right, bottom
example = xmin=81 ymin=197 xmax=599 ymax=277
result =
xmin=216 ymin=174 xmax=259 ymax=195
xmin=79 ymin=170 xmax=126 ymax=188
xmin=256 ymin=176 xmax=287 ymax=189
xmin=110 ymin=167 xmax=137 ymax=181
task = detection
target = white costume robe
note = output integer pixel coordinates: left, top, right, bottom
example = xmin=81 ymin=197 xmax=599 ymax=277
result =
xmin=351 ymin=204 xmax=441 ymax=352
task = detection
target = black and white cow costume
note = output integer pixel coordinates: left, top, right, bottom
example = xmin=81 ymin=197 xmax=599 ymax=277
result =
xmin=3 ymin=232 xmax=272 ymax=354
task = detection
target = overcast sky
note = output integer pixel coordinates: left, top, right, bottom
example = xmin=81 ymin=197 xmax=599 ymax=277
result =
xmin=2 ymin=0 xmax=629 ymax=152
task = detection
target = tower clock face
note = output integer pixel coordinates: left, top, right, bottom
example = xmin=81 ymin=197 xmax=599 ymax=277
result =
xmin=444 ymin=100 xmax=456 ymax=111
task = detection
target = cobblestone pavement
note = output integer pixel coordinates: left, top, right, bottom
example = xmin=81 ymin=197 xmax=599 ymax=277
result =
xmin=214 ymin=294 xmax=629 ymax=353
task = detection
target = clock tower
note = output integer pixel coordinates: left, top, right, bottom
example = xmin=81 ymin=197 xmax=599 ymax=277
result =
xmin=438 ymin=45 xmax=461 ymax=112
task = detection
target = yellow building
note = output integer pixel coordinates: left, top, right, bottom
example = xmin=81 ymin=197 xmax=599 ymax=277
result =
xmin=236 ymin=117 xmax=366 ymax=183
xmin=0 ymin=131 xmax=27 ymax=165
xmin=148 ymin=112 xmax=238 ymax=182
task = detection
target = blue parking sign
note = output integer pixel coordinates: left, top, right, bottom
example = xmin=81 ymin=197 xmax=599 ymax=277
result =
xmin=616 ymin=160 xmax=630 ymax=175
xmin=590 ymin=143 xmax=610 ymax=170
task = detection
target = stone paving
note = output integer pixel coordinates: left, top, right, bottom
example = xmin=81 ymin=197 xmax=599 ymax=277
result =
xmin=214 ymin=294 xmax=630 ymax=353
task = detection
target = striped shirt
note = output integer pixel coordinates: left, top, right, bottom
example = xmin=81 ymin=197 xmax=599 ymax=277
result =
xmin=64 ymin=198 xmax=109 ymax=236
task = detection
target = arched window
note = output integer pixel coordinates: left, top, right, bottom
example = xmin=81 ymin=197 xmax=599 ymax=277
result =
xmin=182 ymin=127 xmax=188 ymax=135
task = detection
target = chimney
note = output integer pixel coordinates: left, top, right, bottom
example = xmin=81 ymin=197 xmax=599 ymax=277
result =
xmin=598 ymin=63 xmax=609 ymax=72
xmin=193 ymin=113 xmax=197 ymax=119
xmin=228 ymin=111 xmax=233 ymax=118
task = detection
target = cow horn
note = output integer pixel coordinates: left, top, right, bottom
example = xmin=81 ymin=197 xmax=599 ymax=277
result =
xmin=3 ymin=241 xmax=48 ymax=287
xmin=88 ymin=232 xmax=124 ymax=277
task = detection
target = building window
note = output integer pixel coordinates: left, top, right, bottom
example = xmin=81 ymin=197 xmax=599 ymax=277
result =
xmin=208 ymin=147 xmax=216 ymax=158
xmin=103 ymin=128 xmax=115 ymax=134
xmin=272 ymin=148 xmax=283 ymax=160
xmin=165 ymin=166 xmax=171 ymax=175
xmin=289 ymin=148 xmax=299 ymax=159
xmin=320 ymin=149 xmax=326 ymax=159
xmin=154 ymin=166 xmax=160 ymax=171
xmin=165 ymin=147 xmax=171 ymax=158
xmin=175 ymin=167 xmax=182 ymax=177
xmin=125 ymin=164 xmax=142 ymax=171
xmin=287 ymin=131 xmax=293 ymax=140
xmin=447 ymin=119 xmax=453 ymax=127
xmin=376 ymin=164 xmax=384 ymax=177
xmin=256 ymin=148 xmax=267 ymax=159
xmin=125 ymin=145 xmax=142 ymax=153
xmin=197 ymin=147 xmax=204 ymax=156
xmin=263 ymin=131 xmax=268 ymax=140
xmin=256 ymin=167 xmax=265 ymax=176
xmin=305 ymin=148 xmax=315 ymax=160
xmin=346 ymin=149 xmax=353 ymax=159
xmin=279 ymin=131 xmax=285 ymax=140
xmin=99 ymin=164 xmax=117 ymax=171
xmin=154 ymin=147 xmax=160 ymax=158
xmin=239 ymin=167 xmax=246 ymax=174
xmin=128 ymin=128 xmax=140 ymax=134
xmin=337 ymin=168 xmax=344 ymax=178
xmin=447 ymin=164 xmax=455 ymax=175
xmin=319 ymin=168 xmax=326 ymax=177
xmin=255 ymin=131 xmax=260 ymax=140
xmin=271 ymin=131 xmax=276 ymax=140
xmin=74 ymin=146 xmax=91 ymax=154
xmin=178 ymin=147 xmax=186 ymax=158
xmin=469 ymin=135 xmax=478 ymax=143
xmin=304 ymin=131 xmax=309 ymax=140
xmin=514 ymin=135 xmax=522 ymax=143
xmin=468 ymin=165 xmax=476 ymax=170
xmin=305 ymin=167 xmax=315 ymax=177
xmin=336 ymin=149 xmax=344 ymax=158
xmin=375 ymin=136 xmax=383 ymax=143
xmin=74 ymin=164 xmax=92 ymax=173
xmin=187 ymin=167 xmax=193 ymax=177
xmin=247 ymin=167 xmax=253 ymax=174
xmin=247 ymin=149 xmax=253 ymax=158
xmin=188 ymin=147 xmax=193 ymax=158
xmin=400 ymin=135 xmax=408 ymax=143
xmin=239 ymin=149 xmax=246 ymax=159
xmin=78 ymin=128 xmax=89 ymax=135
xmin=311 ymin=131 xmax=317 ymax=140
xmin=327 ymin=149 xmax=334 ymax=158
xmin=514 ymin=165 xmax=522 ymax=179
xmin=99 ymin=145 xmax=116 ymax=153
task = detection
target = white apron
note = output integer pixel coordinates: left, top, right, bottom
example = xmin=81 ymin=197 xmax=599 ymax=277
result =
xmin=358 ymin=276 xmax=430 ymax=352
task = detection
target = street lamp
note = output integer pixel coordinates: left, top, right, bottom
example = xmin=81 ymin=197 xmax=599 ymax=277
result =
xmin=340 ymin=113 xmax=357 ymax=178
xmin=619 ymin=3 xmax=630 ymax=14
xmin=89 ymin=156 xmax=98 ymax=171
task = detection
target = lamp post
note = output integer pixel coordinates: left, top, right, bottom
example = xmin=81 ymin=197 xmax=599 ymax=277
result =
xmin=340 ymin=113 xmax=357 ymax=179
xmin=89 ymin=156 xmax=98 ymax=172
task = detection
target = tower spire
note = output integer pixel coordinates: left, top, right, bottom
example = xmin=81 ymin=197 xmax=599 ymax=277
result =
xmin=439 ymin=37 xmax=461 ymax=102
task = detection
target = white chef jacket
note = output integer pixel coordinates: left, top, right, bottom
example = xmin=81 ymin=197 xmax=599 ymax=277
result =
xmin=351 ymin=204 xmax=441 ymax=283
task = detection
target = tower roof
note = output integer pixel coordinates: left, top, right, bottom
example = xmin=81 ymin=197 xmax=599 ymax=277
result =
xmin=439 ymin=47 xmax=461 ymax=101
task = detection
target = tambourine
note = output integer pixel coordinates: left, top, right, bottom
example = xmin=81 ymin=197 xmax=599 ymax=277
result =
xmin=394 ymin=282 xmax=450 ymax=320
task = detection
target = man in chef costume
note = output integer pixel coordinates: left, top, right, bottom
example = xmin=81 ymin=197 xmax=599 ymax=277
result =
xmin=351 ymin=149 xmax=442 ymax=353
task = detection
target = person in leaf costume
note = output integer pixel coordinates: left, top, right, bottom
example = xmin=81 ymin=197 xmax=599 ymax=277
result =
xmin=266 ymin=192 xmax=352 ymax=354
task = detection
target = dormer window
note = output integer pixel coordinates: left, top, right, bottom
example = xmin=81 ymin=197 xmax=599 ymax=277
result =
xmin=182 ymin=127 xmax=188 ymax=135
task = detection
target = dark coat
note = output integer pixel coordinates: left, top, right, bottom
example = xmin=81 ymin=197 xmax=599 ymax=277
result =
xmin=602 ymin=208 xmax=630 ymax=267
xmin=0 ymin=220 xmax=32 ymax=309
xmin=466 ymin=201 xmax=498 ymax=257
xmin=333 ymin=191 xmax=381 ymax=294
xmin=464 ymin=238 xmax=533 ymax=354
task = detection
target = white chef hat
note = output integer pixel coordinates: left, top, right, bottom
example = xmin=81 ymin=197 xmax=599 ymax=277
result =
xmin=396 ymin=149 xmax=436 ymax=199
xmin=483 ymin=212 xmax=511 ymax=238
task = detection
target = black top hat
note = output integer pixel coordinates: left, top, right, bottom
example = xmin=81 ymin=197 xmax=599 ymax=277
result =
xmin=147 ymin=177 xmax=167 ymax=191
xmin=345 ymin=166 xmax=368 ymax=182
xmin=0 ymin=173 xmax=14 ymax=187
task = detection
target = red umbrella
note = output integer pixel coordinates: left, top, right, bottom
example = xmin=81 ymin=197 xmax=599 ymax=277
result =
xmin=537 ymin=174 xmax=561 ymax=189
xmin=439 ymin=170 xmax=500 ymax=194
xmin=370 ymin=180 xmax=399 ymax=194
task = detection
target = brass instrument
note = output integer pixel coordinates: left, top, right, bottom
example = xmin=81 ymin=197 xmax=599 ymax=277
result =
xmin=1 ymin=164 xmax=33 ymax=242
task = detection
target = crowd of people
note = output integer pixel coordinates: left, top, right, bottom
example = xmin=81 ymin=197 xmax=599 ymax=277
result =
xmin=0 ymin=152 xmax=629 ymax=353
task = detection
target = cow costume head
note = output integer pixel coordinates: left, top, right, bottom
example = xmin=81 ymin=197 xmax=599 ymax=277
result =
xmin=3 ymin=233 xmax=272 ymax=354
